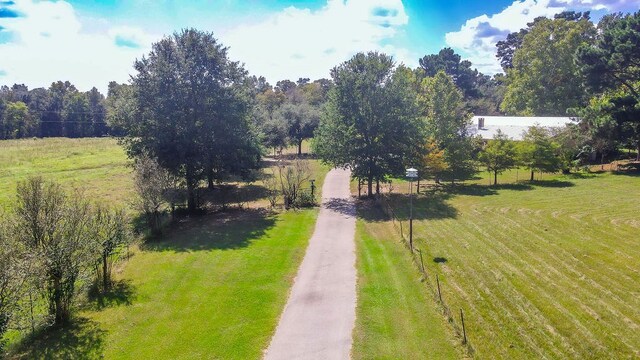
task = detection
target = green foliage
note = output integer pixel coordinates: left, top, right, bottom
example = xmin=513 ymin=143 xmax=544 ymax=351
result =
xmin=62 ymin=92 xmax=92 ymax=138
xmin=1 ymin=101 xmax=34 ymax=139
xmin=577 ymin=11 xmax=640 ymax=98
xmin=551 ymin=124 xmax=591 ymax=171
xmin=105 ymin=82 xmax=135 ymax=137
xmin=419 ymin=70 xmax=478 ymax=182
xmin=501 ymin=17 xmax=595 ymax=115
xmin=577 ymin=12 xmax=640 ymax=159
xmin=496 ymin=11 xmax=591 ymax=71
xmin=418 ymin=47 xmax=480 ymax=99
xmin=91 ymin=206 xmax=132 ymax=291
xmin=13 ymin=178 xmax=95 ymax=325
xmin=0 ymin=81 xmax=110 ymax=139
xmin=519 ymin=126 xmax=562 ymax=180
xmin=417 ymin=139 xmax=449 ymax=183
xmin=0 ymin=215 xmax=26 ymax=354
xmin=478 ymin=130 xmax=517 ymax=185
xmin=276 ymin=100 xmax=320 ymax=155
xmin=314 ymin=53 xmax=421 ymax=196
xmin=126 ymin=29 xmax=261 ymax=211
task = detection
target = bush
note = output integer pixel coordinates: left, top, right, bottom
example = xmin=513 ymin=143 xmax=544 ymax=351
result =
xmin=276 ymin=160 xmax=314 ymax=209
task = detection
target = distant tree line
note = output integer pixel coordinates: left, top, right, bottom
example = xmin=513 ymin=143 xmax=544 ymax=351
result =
xmin=0 ymin=82 xmax=109 ymax=139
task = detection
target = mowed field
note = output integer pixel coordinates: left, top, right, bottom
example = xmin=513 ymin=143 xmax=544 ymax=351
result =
xmin=380 ymin=170 xmax=640 ymax=359
xmin=2 ymin=138 xmax=330 ymax=359
xmin=0 ymin=137 xmax=133 ymax=208
xmin=352 ymin=214 xmax=462 ymax=359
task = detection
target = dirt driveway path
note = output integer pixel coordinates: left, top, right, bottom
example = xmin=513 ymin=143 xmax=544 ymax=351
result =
xmin=264 ymin=168 xmax=357 ymax=360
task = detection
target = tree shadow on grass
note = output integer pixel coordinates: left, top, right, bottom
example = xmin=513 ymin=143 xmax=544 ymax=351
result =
xmin=445 ymin=183 xmax=533 ymax=196
xmin=562 ymin=172 xmax=598 ymax=179
xmin=141 ymin=208 xmax=277 ymax=252
xmin=86 ymin=280 xmax=136 ymax=310
xmin=10 ymin=317 xmax=105 ymax=360
xmin=201 ymin=184 xmax=270 ymax=206
xmin=612 ymin=170 xmax=640 ymax=177
xmin=530 ymin=180 xmax=574 ymax=188
xmin=357 ymin=191 xmax=458 ymax=222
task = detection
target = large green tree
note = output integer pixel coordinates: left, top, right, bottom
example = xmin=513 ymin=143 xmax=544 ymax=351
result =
xmin=419 ymin=70 xmax=478 ymax=183
xmin=501 ymin=16 xmax=595 ymax=115
xmin=314 ymin=53 xmax=421 ymax=196
xmin=496 ymin=11 xmax=590 ymax=71
xmin=277 ymin=102 xmax=320 ymax=155
xmin=126 ymin=29 xmax=260 ymax=211
xmin=577 ymin=11 xmax=640 ymax=159
xmin=577 ymin=11 xmax=640 ymax=98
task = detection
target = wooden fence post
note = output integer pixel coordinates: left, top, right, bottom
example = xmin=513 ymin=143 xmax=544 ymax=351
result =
xmin=460 ymin=308 xmax=467 ymax=344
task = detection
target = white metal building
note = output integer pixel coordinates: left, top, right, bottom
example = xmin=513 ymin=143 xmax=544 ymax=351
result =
xmin=469 ymin=116 xmax=577 ymax=141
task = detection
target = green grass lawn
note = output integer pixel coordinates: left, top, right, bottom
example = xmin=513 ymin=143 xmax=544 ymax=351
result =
xmin=352 ymin=209 xmax=462 ymax=359
xmin=377 ymin=169 xmax=640 ymax=359
xmin=0 ymin=137 xmax=132 ymax=208
xmin=10 ymin=209 xmax=318 ymax=359
xmin=2 ymin=137 xmax=330 ymax=359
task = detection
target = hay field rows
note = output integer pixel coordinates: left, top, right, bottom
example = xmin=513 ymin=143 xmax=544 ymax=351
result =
xmin=380 ymin=171 xmax=640 ymax=359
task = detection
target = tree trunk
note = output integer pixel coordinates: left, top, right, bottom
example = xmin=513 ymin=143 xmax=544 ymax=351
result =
xmin=207 ymin=168 xmax=214 ymax=190
xmin=494 ymin=171 xmax=498 ymax=186
xmin=417 ymin=179 xmax=420 ymax=194
xmin=298 ymin=140 xmax=303 ymax=156
xmin=52 ymin=277 xmax=66 ymax=324
xmin=187 ymin=182 xmax=197 ymax=213
xmin=367 ymin=175 xmax=373 ymax=197
xmin=103 ymin=255 xmax=109 ymax=291
xmin=376 ymin=180 xmax=380 ymax=195
xmin=636 ymin=142 xmax=640 ymax=161
xmin=530 ymin=170 xmax=534 ymax=181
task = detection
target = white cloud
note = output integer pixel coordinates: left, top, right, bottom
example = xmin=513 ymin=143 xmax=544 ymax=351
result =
xmin=222 ymin=0 xmax=414 ymax=83
xmin=445 ymin=0 xmax=639 ymax=75
xmin=0 ymin=0 xmax=156 ymax=93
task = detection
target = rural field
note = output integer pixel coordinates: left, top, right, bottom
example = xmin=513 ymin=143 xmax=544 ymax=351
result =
xmin=2 ymin=138 xmax=331 ymax=359
xmin=0 ymin=138 xmax=133 ymax=208
xmin=352 ymin=211 xmax=462 ymax=359
xmin=372 ymin=170 xmax=640 ymax=359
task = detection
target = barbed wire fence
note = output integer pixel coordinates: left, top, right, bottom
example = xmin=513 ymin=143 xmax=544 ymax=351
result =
xmin=373 ymin=187 xmax=476 ymax=357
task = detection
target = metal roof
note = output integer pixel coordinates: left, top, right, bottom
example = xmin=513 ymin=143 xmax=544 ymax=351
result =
xmin=469 ymin=116 xmax=577 ymax=141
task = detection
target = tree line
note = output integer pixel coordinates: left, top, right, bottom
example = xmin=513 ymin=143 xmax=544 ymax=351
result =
xmin=0 ymin=82 xmax=108 ymax=139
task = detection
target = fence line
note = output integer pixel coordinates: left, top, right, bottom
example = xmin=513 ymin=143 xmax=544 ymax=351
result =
xmin=374 ymin=192 xmax=475 ymax=357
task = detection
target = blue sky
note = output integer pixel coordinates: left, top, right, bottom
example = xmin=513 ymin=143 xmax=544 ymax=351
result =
xmin=0 ymin=0 xmax=638 ymax=92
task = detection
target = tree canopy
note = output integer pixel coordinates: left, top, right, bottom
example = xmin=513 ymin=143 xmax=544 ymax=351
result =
xmin=419 ymin=70 xmax=478 ymax=183
xmin=126 ymin=29 xmax=260 ymax=211
xmin=501 ymin=16 xmax=596 ymax=116
xmin=314 ymin=53 xmax=421 ymax=196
